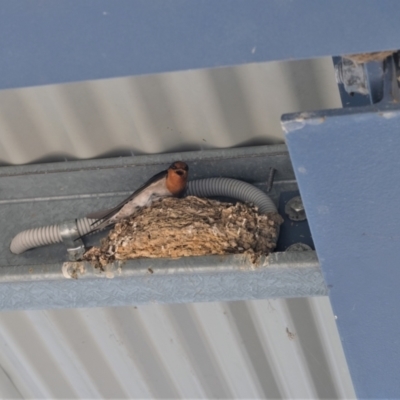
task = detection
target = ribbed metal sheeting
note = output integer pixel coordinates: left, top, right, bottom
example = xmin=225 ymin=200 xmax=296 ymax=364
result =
xmin=0 ymin=298 xmax=354 ymax=399
xmin=0 ymin=57 xmax=354 ymax=398
xmin=0 ymin=57 xmax=341 ymax=165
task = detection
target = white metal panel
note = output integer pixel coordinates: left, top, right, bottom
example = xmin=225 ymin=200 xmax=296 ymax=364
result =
xmin=0 ymin=58 xmax=355 ymax=398
xmin=0 ymin=58 xmax=340 ymax=165
xmin=248 ymin=299 xmax=317 ymax=398
xmin=307 ymin=298 xmax=356 ymax=398
xmin=190 ymin=302 xmax=269 ymax=398
xmin=0 ymin=299 xmax=355 ymax=399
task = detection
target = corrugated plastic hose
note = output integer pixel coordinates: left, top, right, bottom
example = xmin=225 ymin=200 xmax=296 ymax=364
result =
xmin=186 ymin=178 xmax=276 ymax=214
xmin=10 ymin=177 xmax=277 ymax=254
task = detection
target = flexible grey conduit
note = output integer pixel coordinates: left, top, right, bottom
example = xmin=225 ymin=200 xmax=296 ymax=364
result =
xmin=10 ymin=177 xmax=277 ymax=254
xmin=186 ymin=178 xmax=276 ymax=214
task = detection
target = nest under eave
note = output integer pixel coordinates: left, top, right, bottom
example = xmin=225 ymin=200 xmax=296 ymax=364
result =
xmin=83 ymin=196 xmax=283 ymax=268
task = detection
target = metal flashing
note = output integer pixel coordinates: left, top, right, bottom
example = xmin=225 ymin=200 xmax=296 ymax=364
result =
xmin=283 ymin=102 xmax=400 ymax=398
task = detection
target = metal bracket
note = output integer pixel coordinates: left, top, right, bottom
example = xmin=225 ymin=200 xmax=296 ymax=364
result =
xmin=335 ymin=52 xmax=399 ymax=105
xmin=283 ymin=99 xmax=400 ymax=399
xmin=335 ymin=57 xmax=370 ymax=96
xmin=59 ymin=221 xmax=85 ymax=261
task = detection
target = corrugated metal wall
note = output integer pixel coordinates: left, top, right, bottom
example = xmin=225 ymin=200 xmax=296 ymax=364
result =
xmin=0 ymin=58 xmax=355 ymax=399
xmin=0 ymin=57 xmax=339 ymax=165
xmin=0 ymin=299 xmax=354 ymax=399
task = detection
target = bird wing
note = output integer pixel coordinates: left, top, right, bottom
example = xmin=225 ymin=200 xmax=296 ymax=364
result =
xmin=86 ymin=169 xmax=168 ymax=223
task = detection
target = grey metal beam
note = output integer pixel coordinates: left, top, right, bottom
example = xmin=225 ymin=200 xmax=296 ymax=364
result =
xmin=0 ymin=145 xmax=325 ymax=310
xmin=0 ymin=252 xmax=325 ymax=311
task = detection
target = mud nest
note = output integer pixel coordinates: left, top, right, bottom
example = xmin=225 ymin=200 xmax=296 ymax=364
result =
xmin=83 ymin=196 xmax=283 ymax=268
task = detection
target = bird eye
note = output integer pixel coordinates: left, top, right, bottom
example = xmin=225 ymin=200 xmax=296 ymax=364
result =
xmin=170 ymin=162 xmax=188 ymax=171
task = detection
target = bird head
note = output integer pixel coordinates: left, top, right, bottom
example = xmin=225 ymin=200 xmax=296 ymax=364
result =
xmin=166 ymin=161 xmax=189 ymax=195
xmin=169 ymin=161 xmax=189 ymax=177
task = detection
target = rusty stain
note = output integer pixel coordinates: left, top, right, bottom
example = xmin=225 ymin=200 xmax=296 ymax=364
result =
xmin=286 ymin=327 xmax=296 ymax=340
xmin=344 ymin=51 xmax=395 ymax=64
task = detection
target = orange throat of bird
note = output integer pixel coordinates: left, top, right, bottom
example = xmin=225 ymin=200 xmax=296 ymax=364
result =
xmin=166 ymin=169 xmax=188 ymax=196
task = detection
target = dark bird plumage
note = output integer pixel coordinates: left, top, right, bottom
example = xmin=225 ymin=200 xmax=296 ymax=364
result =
xmin=80 ymin=161 xmax=189 ymax=239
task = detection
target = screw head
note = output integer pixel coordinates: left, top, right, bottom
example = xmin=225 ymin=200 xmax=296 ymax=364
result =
xmin=285 ymin=196 xmax=307 ymax=221
xmin=290 ymin=198 xmax=304 ymax=213
xmin=286 ymin=243 xmax=312 ymax=252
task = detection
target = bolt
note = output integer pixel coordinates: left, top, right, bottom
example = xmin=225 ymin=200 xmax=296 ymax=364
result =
xmin=286 ymin=243 xmax=312 ymax=252
xmin=290 ymin=198 xmax=304 ymax=213
xmin=285 ymin=196 xmax=307 ymax=221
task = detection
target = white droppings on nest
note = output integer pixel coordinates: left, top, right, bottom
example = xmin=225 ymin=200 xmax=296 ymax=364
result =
xmin=83 ymin=196 xmax=283 ymax=268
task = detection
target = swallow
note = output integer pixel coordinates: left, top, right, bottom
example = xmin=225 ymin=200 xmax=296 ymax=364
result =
xmin=81 ymin=161 xmax=189 ymax=238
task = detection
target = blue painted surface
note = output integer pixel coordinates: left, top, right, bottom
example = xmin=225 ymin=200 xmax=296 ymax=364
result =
xmin=283 ymin=105 xmax=400 ymax=398
xmin=1 ymin=0 xmax=400 ymax=88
